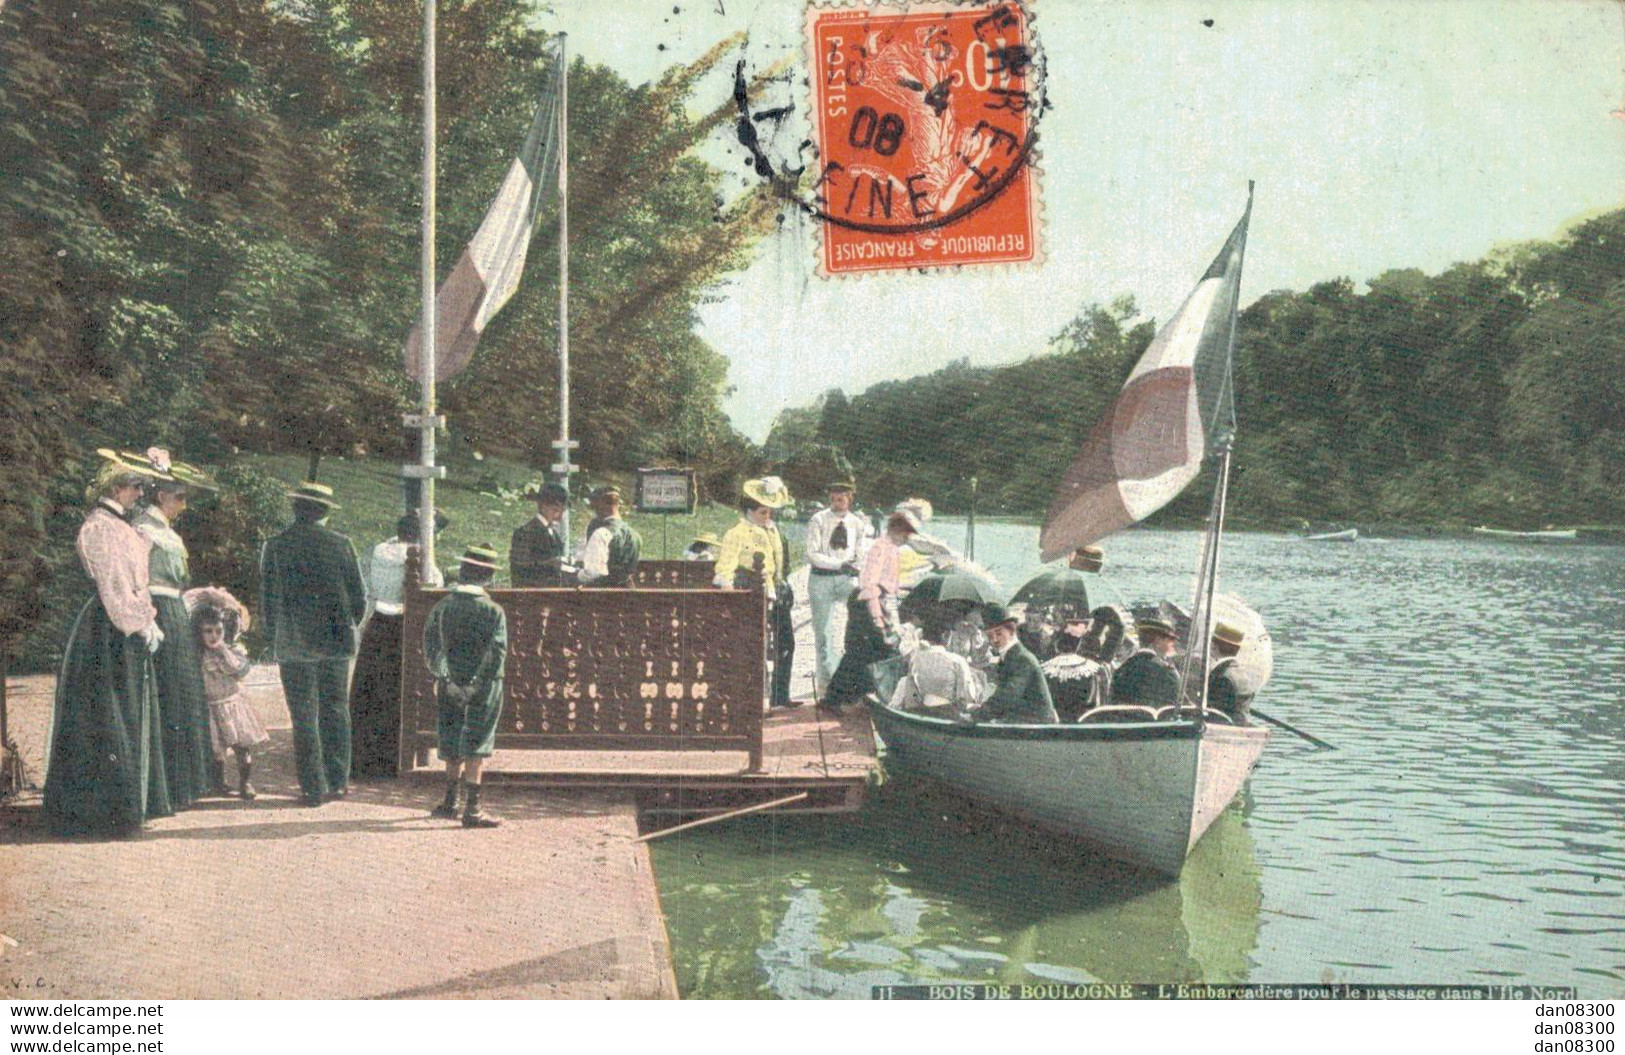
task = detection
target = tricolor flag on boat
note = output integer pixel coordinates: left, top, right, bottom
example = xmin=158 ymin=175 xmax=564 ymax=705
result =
xmin=405 ymin=50 xmax=565 ymax=380
xmin=1040 ymin=190 xmax=1253 ymax=561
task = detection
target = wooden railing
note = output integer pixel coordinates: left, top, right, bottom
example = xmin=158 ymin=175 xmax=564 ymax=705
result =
xmin=398 ymin=556 xmax=766 ymax=773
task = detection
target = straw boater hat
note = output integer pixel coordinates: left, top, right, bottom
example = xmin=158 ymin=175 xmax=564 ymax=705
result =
xmin=742 ymin=476 xmax=790 ymax=509
xmin=828 ymin=480 xmax=856 ymax=494
xmin=1212 ymin=622 xmax=1246 ymax=648
xmin=692 ymin=532 xmax=722 ymax=547
xmin=1135 ymin=616 xmax=1178 ymax=641
xmin=287 ymin=481 xmax=339 ymax=508
xmin=1070 ymin=545 xmax=1105 ymax=572
xmin=586 ymin=484 xmax=622 ymax=503
xmin=459 ymin=544 xmax=501 ymax=570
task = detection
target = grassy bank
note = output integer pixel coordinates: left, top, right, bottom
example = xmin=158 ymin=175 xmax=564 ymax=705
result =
xmin=233 ymin=452 xmax=799 ymax=582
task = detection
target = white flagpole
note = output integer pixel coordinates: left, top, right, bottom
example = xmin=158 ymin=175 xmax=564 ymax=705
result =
xmin=417 ymin=0 xmax=439 ymax=582
xmin=556 ymin=34 xmax=573 ymax=546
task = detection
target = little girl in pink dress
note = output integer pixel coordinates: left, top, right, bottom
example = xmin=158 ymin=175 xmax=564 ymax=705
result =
xmin=193 ymin=604 xmax=269 ymax=799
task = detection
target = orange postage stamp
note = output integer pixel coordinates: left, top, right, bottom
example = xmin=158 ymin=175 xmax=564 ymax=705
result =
xmin=804 ymin=1 xmax=1041 ymax=275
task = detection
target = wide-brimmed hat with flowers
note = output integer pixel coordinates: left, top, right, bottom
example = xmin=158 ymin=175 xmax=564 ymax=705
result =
xmin=742 ymin=476 xmax=790 ymax=509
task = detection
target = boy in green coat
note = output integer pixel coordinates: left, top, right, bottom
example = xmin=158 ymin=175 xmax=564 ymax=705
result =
xmin=424 ymin=545 xmax=508 ymax=828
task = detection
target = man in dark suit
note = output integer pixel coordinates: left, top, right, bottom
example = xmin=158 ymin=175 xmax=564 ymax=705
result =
xmin=509 ymin=482 xmax=570 ymax=587
xmin=260 ymin=482 xmax=367 ymax=806
xmin=975 ymin=605 xmax=1059 ymax=724
xmin=1113 ymin=616 xmax=1182 ymax=709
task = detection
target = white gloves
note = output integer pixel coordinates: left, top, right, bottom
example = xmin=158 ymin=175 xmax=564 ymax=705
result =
xmin=140 ymin=624 xmax=165 ymax=654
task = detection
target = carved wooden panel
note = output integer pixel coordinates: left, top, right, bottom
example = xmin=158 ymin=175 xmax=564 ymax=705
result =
xmin=399 ymin=554 xmax=765 ymax=772
xmin=632 ymin=560 xmax=714 ymax=588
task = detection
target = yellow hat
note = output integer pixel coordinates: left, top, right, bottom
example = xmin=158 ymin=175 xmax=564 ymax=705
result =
xmin=1212 ymin=623 xmax=1246 ymax=647
xmin=742 ymin=476 xmax=791 ymax=509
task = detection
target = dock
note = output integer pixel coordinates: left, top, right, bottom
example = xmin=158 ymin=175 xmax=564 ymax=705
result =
xmin=0 ymin=662 xmax=876 ymax=999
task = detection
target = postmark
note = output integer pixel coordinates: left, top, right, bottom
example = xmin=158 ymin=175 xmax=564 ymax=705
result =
xmin=735 ymin=0 xmax=1045 ymax=276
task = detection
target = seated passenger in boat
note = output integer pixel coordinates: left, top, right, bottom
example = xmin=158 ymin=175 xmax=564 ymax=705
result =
xmin=1111 ymin=617 xmax=1182 ymax=709
xmin=1016 ymin=604 xmax=1056 ymax=661
xmin=970 ymin=606 xmax=1058 ymax=724
xmin=1042 ymin=616 xmax=1111 ymax=722
xmin=1205 ymin=622 xmax=1256 ymax=724
xmin=889 ymin=621 xmax=987 ymax=720
xmin=942 ymin=600 xmax=993 ymax=669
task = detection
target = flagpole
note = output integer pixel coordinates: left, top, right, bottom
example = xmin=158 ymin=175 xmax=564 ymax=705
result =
xmin=417 ymin=0 xmax=440 ymax=583
xmin=555 ymin=34 xmax=573 ymax=546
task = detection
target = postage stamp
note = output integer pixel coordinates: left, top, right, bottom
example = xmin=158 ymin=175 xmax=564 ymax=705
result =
xmin=802 ymin=1 xmax=1042 ymax=275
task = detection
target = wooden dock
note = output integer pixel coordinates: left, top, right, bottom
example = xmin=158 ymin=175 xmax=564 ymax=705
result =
xmin=447 ymin=706 xmax=878 ymax=822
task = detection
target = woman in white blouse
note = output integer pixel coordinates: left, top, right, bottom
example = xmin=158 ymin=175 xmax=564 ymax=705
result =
xmin=43 ymin=453 xmax=173 ymax=836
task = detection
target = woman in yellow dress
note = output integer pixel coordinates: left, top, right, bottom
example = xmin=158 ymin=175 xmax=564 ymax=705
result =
xmin=713 ymin=477 xmax=799 ymax=709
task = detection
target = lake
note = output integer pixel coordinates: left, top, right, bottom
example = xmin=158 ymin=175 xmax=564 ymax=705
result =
xmin=651 ymin=524 xmax=1625 ymax=998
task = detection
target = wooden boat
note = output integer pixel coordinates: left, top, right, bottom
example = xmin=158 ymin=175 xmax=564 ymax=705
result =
xmin=1472 ymin=526 xmax=1577 ymax=542
xmin=1303 ymin=527 xmax=1358 ymax=542
xmin=869 ymin=702 xmax=1269 ymax=876
xmin=868 ymin=190 xmax=1274 ymax=878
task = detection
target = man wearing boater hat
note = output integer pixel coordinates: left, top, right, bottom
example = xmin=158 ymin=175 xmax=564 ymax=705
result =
xmin=424 ymin=545 xmax=509 ymax=828
xmin=260 ymin=482 xmax=367 ymax=806
xmin=1111 ymin=616 xmax=1182 ymax=709
xmin=804 ymin=480 xmax=872 ymax=700
xmin=1206 ymin=623 xmax=1255 ymax=724
xmin=973 ymin=605 xmax=1059 ymax=724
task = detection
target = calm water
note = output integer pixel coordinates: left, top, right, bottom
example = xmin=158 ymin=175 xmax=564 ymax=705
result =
xmin=652 ymin=525 xmax=1625 ymax=998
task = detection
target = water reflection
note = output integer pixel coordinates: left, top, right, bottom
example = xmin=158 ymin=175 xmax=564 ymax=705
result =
xmin=654 ymin=528 xmax=1625 ymax=997
xmin=654 ymin=779 xmax=1262 ymax=998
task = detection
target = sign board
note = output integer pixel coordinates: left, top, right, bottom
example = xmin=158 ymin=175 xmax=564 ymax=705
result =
xmin=635 ymin=467 xmax=697 ymax=514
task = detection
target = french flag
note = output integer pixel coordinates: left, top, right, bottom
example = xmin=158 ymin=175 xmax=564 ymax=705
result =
xmin=1041 ymin=191 xmax=1253 ymax=562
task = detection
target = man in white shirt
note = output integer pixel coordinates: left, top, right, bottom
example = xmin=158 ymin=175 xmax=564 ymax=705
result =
xmin=804 ymin=481 xmax=873 ymax=699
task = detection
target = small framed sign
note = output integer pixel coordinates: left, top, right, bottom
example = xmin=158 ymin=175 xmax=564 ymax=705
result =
xmin=635 ymin=467 xmax=697 ymax=514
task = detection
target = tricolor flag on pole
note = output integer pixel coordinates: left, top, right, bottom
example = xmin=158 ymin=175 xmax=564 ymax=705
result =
xmin=1039 ymin=193 xmax=1253 ymax=561
xmin=405 ymin=48 xmax=565 ymax=380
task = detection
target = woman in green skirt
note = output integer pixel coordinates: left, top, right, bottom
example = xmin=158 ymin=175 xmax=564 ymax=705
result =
xmin=44 ymin=452 xmax=173 ymax=836
xmin=133 ymin=468 xmax=216 ymax=806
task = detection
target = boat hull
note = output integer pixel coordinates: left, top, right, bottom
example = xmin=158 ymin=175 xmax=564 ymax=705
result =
xmin=869 ymin=703 xmax=1270 ymax=877
xmin=1472 ymin=527 xmax=1577 ymax=541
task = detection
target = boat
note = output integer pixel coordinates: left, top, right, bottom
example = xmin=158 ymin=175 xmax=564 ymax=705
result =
xmin=1303 ymin=527 xmax=1358 ymax=542
xmin=1472 ymin=526 xmax=1577 ymax=542
xmin=870 ymin=188 xmax=1272 ymax=878
xmin=869 ymin=705 xmax=1269 ymax=876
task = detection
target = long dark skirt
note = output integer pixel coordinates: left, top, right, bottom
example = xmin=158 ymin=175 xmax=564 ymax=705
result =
xmin=824 ymin=594 xmax=896 ymax=706
xmin=349 ymin=612 xmax=403 ymax=777
xmin=43 ymin=597 xmax=173 ymax=836
xmin=150 ymin=594 xmax=213 ymax=807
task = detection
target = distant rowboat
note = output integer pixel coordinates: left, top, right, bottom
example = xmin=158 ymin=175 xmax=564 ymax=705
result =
xmin=1472 ymin=526 xmax=1577 ymax=542
xmin=1302 ymin=528 xmax=1358 ymax=543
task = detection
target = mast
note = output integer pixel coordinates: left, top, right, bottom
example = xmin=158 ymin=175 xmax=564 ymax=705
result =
xmin=1180 ymin=181 xmax=1253 ymax=712
xmin=553 ymin=34 xmax=574 ymax=545
xmin=415 ymin=0 xmax=442 ymax=583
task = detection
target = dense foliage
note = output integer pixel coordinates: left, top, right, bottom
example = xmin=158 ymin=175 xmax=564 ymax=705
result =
xmin=0 ymin=0 xmax=770 ymax=658
xmin=775 ymin=211 xmax=1625 ymax=528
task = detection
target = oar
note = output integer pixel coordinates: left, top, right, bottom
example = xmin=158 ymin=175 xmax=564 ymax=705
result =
xmin=632 ymin=792 xmax=810 ymax=843
xmin=1252 ymin=708 xmax=1336 ymax=750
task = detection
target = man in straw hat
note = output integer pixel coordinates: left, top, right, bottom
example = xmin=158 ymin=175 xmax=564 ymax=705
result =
xmin=510 ymin=482 xmax=571 ymax=587
xmin=578 ymin=485 xmax=641 ymax=586
xmin=804 ymin=479 xmax=872 ymax=699
xmin=260 ymin=481 xmax=367 ymax=807
xmin=716 ymin=476 xmax=800 ymax=708
xmin=974 ymin=605 xmax=1059 ymax=724
xmin=684 ymin=532 xmax=722 ymax=562
xmin=424 ymin=545 xmax=509 ymax=828
xmin=1068 ymin=545 xmax=1105 ymax=574
xmin=1206 ymin=623 xmax=1255 ymax=724
xmin=1111 ymin=616 xmax=1182 ymax=709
